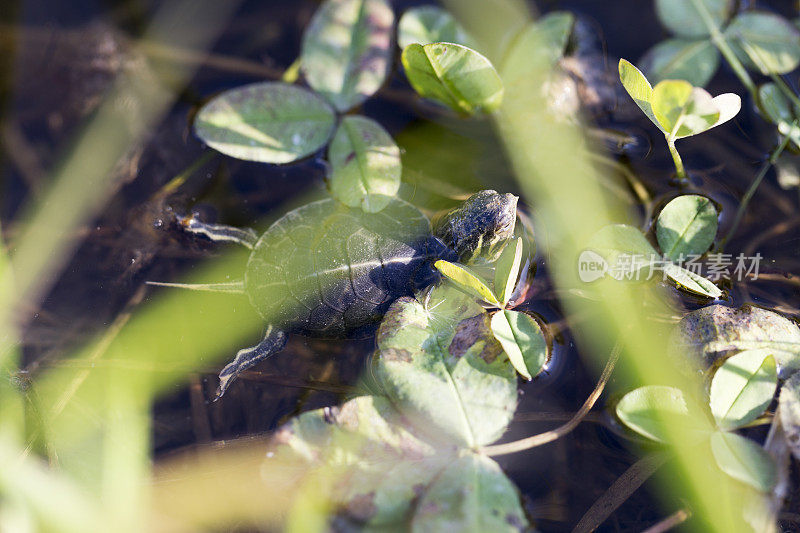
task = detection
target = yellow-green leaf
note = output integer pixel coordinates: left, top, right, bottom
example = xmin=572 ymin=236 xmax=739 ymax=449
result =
xmin=435 ymin=260 xmax=499 ymax=305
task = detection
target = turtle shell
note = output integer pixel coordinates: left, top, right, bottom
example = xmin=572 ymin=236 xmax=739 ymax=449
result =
xmin=244 ymin=197 xmax=432 ymax=337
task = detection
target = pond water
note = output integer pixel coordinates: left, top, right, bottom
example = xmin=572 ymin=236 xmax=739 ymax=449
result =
xmin=2 ymin=0 xmax=800 ymax=530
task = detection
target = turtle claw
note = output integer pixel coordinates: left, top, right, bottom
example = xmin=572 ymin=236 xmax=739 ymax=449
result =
xmin=215 ymin=326 xmax=288 ymax=399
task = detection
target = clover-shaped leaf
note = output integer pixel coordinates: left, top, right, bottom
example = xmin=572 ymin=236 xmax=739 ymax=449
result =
xmin=397 ymin=5 xmax=476 ymax=50
xmin=194 ymin=82 xmax=336 ymax=164
xmin=710 ymin=431 xmax=777 ymax=493
xmin=663 ymin=263 xmax=723 ymax=299
xmin=375 ymin=286 xmax=517 ymax=448
xmin=676 ymin=305 xmax=800 ymax=378
xmin=615 ymin=385 xmax=696 ymax=443
xmin=301 ymin=0 xmax=394 ymax=112
xmin=434 ymin=260 xmax=499 ymax=305
xmin=725 ymin=11 xmax=800 ymax=75
xmin=402 ymin=42 xmax=504 ymax=115
xmin=655 ymin=0 xmax=732 ymax=38
xmin=619 ymin=60 xmax=740 ymax=140
xmin=759 ymin=83 xmax=795 ymax=127
xmin=639 ymin=38 xmax=720 ymax=87
xmin=656 ymin=195 xmax=718 ymax=261
xmin=328 ymin=116 xmax=401 ymax=213
xmin=411 ymin=454 xmax=527 ymax=531
xmin=489 ymin=310 xmax=547 ymax=381
xmin=709 ymin=349 xmax=777 ymax=430
xmin=494 ymin=237 xmax=523 ymax=306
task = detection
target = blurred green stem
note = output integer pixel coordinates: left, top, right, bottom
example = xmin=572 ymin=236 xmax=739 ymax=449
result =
xmin=666 ymin=138 xmax=687 ymax=182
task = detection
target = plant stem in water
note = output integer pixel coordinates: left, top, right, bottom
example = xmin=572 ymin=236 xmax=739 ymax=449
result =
xmin=666 ymin=137 xmax=687 ymax=182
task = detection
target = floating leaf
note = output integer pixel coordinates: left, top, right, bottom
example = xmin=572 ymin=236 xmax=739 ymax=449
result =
xmin=619 ymin=59 xmax=661 ymax=131
xmin=639 ymin=38 xmax=720 ymax=87
xmin=301 ymin=0 xmax=394 ymax=111
xmin=402 ymin=42 xmax=504 ymax=115
xmin=494 ymin=237 xmax=523 ymax=306
xmin=587 ymin=224 xmax=658 ymax=281
xmin=411 ymin=454 xmax=528 ymax=531
xmin=758 ymin=83 xmax=794 ymax=126
xmin=710 ymin=431 xmax=777 ymax=492
xmin=655 ymin=0 xmax=732 ymax=38
xmin=271 ymin=395 xmax=444 ymax=527
xmin=490 ymin=309 xmax=548 ymax=380
xmin=434 ymin=260 xmax=499 ymax=305
xmin=615 ymin=385 xmax=694 ymax=443
xmin=656 ymin=194 xmax=718 ymax=260
xmin=779 ymin=372 xmax=800 ymax=460
xmin=194 ymin=82 xmax=336 ymax=164
xmin=328 ymin=116 xmax=401 ymax=213
xmin=663 ymin=263 xmax=723 ymax=299
xmin=375 ymin=287 xmax=517 ymax=447
xmin=397 ymin=5 xmax=476 ymax=50
xmin=725 ymin=12 xmax=800 ymax=75
xmin=676 ymin=305 xmax=800 ymax=378
xmin=709 ymin=349 xmax=777 ymax=430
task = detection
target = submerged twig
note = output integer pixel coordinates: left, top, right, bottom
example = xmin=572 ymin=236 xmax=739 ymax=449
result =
xmin=481 ymin=341 xmax=621 ymax=456
xmin=642 ymin=509 xmax=691 ymax=533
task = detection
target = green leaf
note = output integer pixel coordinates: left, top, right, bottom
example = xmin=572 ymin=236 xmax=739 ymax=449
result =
xmin=676 ymin=305 xmax=800 ymax=378
xmin=656 ymin=194 xmax=719 ymax=260
xmin=493 ymin=237 xmax=523 ymax=305
xmin=327 ymin=116 xmax=401 ymax=213
xmin=434 ymin=260 xmax=499 ymax=305
xmin=663 ymin=263 xmax=723 ymax=299
xmin=655 ymin=0 xmax=732 ymax=38
xmin=639 ymin=38 xmax=720 ymax=87
xmin=779 ymin=372 xmax=800 ymax=460
xmin=402 ymin=42 xmax=504 ymax=115
xmin=587 ymin=224 xmax=658 ymax=281
xmin=710 ymin=431 xmax=777 ymax=492
xmin=618 ymin=59 xmax=662 ymax=131
xmin=490 ymin=309 xmax=548 ymax=381
xmin=651 ymin=82 xmax=740 ymax=139
xmin=272 ymin=395 xmax=445 ymax=527
xmin=725 ymin=11 xmax=800 ymax=75
xmin=411 ymin=454 xmax=528 ymax=532
xmin=397 ymin=5 xmax=476 ymax=50
xmin=758 ymin=83 xmax=794 ymax=126
xmin=709 ymin=349 xmax=777 ymax=430
xmin=301 ymin=0 xmax=394 ymax=111
xmin=375 ymin=287 xmax=518 ymax=447
xmin=615 ymin=385 xmax=694 ymax=443
xmin=194 ymin=82 xmax=336 ymax=164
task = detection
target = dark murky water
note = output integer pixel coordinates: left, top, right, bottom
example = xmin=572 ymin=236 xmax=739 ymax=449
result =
xmin=3 ymin=0 xmax=800 ymax=530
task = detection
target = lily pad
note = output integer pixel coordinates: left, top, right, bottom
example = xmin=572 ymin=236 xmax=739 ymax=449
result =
xmin=663 ymin=263 xmax=723 ymax=299
xmin=271 ymin=395 xmax=444 ymax=527
xmin=328 ymin=115 xmax=401 ymax=213
xmin=710 ymin=431 xmax=777 ymax=492
xmin=301 ymin=0 xmax=394 ymax=112
xmin=375 ymin=286 xmax=517 ymax=447
xmin=725 ymin=11 xmax=800 ymax=75
xmin=639 ymin=38 xmax=720 ymax=87
xmin=615 ymin=385 xmax=694 ymax=443
xmin=655 ymin=0 xmax=732 ymax=38
xmin=490 ymin=309 xmax=548 ymax=380
xmin=411 ymin=454 xmax=528 ymax=532
xmin=434 ymin=260 xmax=499 ymax=305
xmin=194 ymin=82 xmax=336 ymax=164
xmin=709 ymin=349 xmax=777 ymax=430
xmin=656 ymin=194 xmax=718 ymax=260
xmin=778 ymin=372 xmax=800 ymax=460
xmin=397 ymin=5 xmax=476 ymax=50
xmin=676 ymin=305 xmax=800 ymax=378
xmin=402 ymin=42 xmax=504 ymax=115
xmin=494 ymin=237 xmax=524 ymax=306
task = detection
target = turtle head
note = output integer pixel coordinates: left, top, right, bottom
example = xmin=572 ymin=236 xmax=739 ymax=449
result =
xmin=433 ymin=190 xmax=518 ymax=263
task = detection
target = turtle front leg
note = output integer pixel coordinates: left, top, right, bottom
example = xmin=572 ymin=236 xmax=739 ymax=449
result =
xmin=178 ymin=214 xmax=258 ymax=249
xmin=216 ymin=326 xmax=288 ymax=398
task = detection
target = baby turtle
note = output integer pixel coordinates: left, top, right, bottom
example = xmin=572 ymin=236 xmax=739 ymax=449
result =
xmin=152 ymin=190 xmax=518 ymax=397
